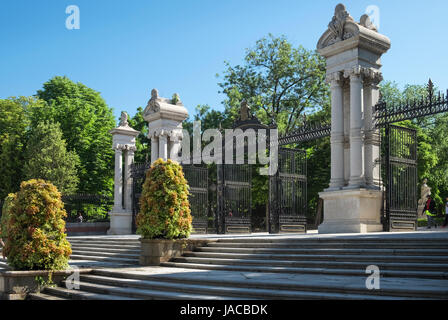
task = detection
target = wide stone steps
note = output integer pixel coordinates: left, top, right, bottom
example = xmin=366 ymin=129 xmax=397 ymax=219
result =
xmin=195 ymin=246 xmax=448 ymax=256
xmin=69 ymin=254 xmax=139 ymax=265
xmin=88 ymin=269 xmax=445 ymax=299
xmin=206 ymin=241 xmax=448 ymax=250
xmin=52 ymin=279 xmax=248 ymax=300
xmin=58 ymin=273 xmax=423 ymax=300
xmin=69 ymin=246 xmax=141 ymax=254
xmin=185 ymin=251 xmax=448 ymax=264
xmin=39 ymin=286 xmax=140 ymax=300
xmin=70 ymin=250 xmax=140 ymax=260
xmin=161 ymin=261 xmax=448 ymax=279
xmin=170 ymin=256 xmax=448 ymax=273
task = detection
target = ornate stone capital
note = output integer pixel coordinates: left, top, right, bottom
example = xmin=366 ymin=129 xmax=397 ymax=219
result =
xmin=362 ymin=68 xmax=383 ymax=87
xmin=344 ymin=66 xmax=363 ymax=80
xmin=326 ymin=72 xmax=343 ymax=86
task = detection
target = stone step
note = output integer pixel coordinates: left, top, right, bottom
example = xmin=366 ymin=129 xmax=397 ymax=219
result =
xmin=161 ymin=261 xmax=448 ymax=280
xmin=78 ymin=274 xmax=416 ymax=300
xmin=71 ymin=250 xmax=140 ymax=260
xmin=59 ymin=279 xmax=248 ymax=300
xmin=170 ymin=256 xmax=448 ymax=272
xmin=185 ymin=251 xmax=448 ymax=264
xmin=206 ymin=242 xmax=448 ymax=249
xmin=91 ymin=269 xmax=448 ymax=299
xmin=28 ymin=292 xmax=67 ymax=300
xmin=43 ymin=286 xmax=140 ymax=300
xmin=196 ymin=246 xmax=448 ymax=256
xmin=68 ymin=243 xmax=141 ymax=250
xmin=216 ymin=236 xmax=448 ymax=244
xmin=68 ymin=260 xmax=139 ymax=269
xmin=68 ymin=239 xmax=141 ymax=245
xmin=69 ymin=246 xmax=141 ymax=254
xmin=69 ymin=254 xmax=139 ymax=265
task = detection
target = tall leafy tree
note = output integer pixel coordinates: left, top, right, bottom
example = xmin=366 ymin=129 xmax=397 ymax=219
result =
xmin=32 ymin=76 xmax=116 ymax=196
xmin=23 ymin=121 xmax=80 ymax=194
xmin=218 ymin=33 xmax=329 ymax=133
xmin=0 ymin=97 xmax=39 ymax=200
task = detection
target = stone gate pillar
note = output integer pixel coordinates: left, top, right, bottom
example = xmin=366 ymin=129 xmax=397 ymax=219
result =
xmin=143 ymin=89 xmax=189 ymax=164
xmin=317 ymin=4 xmax=390 ymax=233
xmin=108 ymin=112 xmax=139 ymax=235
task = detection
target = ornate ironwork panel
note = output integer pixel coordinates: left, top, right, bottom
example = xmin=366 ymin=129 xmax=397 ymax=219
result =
xmin=217 ymin=164 xmax=252 ymax=234
xmin=383 ymin=125 xmax=418 ymax=231
xmin=183 ymin=165 xmax=209 ymax=234
xmin=277 ymin=123 xmax=331 ymax=146
xmin=131 ymin=162 xmax=210 ymax=234
xmin=130 ymin=162 xmax=151 ymax=233
xmin=374 ymin=83 xmax=448 ymax=128
xmin=269 ymin=148 xmax=307 ymax=233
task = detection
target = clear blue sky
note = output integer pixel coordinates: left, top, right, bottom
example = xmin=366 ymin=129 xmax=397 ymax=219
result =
xmin=0 ymin=0 xmax=447 ymax=123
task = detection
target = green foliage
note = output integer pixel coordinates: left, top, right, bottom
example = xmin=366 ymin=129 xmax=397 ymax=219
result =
xmin=0 ymin=97 xmax=38 ymax=200
xmin=218 ymin=33 xmax=329 ymax=133
xmin=380 ymin=81 xmax=448 ymax=212
xmin=2 ymin=179 xmax=72 ymax=271
xmin=136 ymin=159 xmax=192 ymax=239
xmin=23 ymin=121 xmax=80 ymax=194
xmin=32 ymin=76 xmax=116 ymax=196
xmin=128 ymin=107 xmax=150 ymax=163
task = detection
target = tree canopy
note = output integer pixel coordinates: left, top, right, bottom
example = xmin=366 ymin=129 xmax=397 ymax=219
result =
xmin=23 ymin=121 xmax=80 ymax=194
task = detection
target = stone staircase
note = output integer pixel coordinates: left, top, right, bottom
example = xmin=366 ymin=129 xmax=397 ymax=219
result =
xmin=67 ymin=237 xmax=141 ymax=268
xmin=27 ymin=234 xmax=448 ymax=300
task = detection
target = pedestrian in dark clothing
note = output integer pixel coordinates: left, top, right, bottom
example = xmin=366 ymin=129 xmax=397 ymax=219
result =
xmin=423 ymin=195 xmax=437 ymax=229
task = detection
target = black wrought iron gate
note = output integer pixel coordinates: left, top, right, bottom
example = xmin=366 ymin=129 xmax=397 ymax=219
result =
xmin=269 ymin=148 xmax=307 ymax=233
xmin=130 ymin=162 xmax=209 ymax=234
xmin=383 ymin=125 xmax=418 ymax=231
xmin=216 ymin=164 xmax=252 ymax=234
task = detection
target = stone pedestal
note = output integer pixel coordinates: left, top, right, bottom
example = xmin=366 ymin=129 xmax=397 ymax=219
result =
xmin=318 ymin=189 xmax=383 ymax=234
xmin=108 ymin=211 xmax=133 ymax=235
xmin=316 ymin=4 xmax=390 ymax=234
xmin=107 ymin=112 xmax=139 ymax=235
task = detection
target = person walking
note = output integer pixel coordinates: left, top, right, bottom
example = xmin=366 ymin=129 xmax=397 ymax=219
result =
xmin=443 ymin=197 xmax=448 ymax=228
xmin=423 ymin=194 xmax=437 ymax=229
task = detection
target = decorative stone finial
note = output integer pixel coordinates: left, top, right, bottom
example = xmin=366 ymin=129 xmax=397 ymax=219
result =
xmin=240 ymin=100 xmax=252 ymax=121
xmin=119 ymin=111 xmax=129 ymax=127
xmin=328 ymin=4 xmax=354 ymax=41
xmin=151 ymin=88 xmax=159 ymax=100
xmin=360 ymin=14 xmax=377 ymax=31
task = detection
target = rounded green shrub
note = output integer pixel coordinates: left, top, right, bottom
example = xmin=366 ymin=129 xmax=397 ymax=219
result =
xmin=136 ymin=159 xmax=192 ymax=239
xmin=2 ymin=179 xmax=72 ymax=270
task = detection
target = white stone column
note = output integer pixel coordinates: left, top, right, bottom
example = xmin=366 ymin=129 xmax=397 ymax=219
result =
xmin=151 ymin=136 xmax=159 ymax=163
xmin=124 ymin=146 xmax=135 ymax=212
xmin=159 ymin=133 xmax=168 ymax=161
xmin=328 ymin=72 xmax=345 ymax=190
xmin=363 ymin=71 xmax=382 ymax=188
xmin=347 ymin=67 xmax=365 ymax=188
xmin=113 ymin=146 xmax=123 ymax=212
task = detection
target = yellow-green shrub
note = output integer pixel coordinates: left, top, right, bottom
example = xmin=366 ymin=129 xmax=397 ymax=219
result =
xmin=2 ymin=179 xmax=72 ymax=270
xmin=136 ymin=159 xmax=192 ymax=239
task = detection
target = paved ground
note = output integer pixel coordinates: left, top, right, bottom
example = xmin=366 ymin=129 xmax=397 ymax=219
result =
xmin=68 ymin=228 xmax=448 ymax=241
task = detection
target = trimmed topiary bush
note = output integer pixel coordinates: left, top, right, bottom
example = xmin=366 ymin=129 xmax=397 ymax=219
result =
xmin=2 ymin=179 xmax=72 ymax=270
xmin=136 ymin=159 xmax=192 ymax=239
